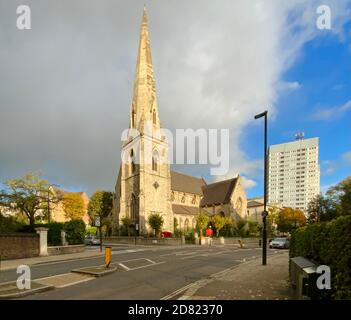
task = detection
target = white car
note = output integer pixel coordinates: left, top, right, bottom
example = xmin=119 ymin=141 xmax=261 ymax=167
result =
xmin=269 ymin=237 xmax=289 ymax=249
xmin=84 ymin=235 xmax=100 ymax=246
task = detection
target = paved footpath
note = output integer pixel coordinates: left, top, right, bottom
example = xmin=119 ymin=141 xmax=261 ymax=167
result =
xmin=0 ymin=249 xmax=104 ymax=271
xmin=181 ymin=251 xmax=292 ymax=300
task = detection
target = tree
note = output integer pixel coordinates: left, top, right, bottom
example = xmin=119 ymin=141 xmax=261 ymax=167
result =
xmin=148 ymin=213 xmax=164 ymax=237
xmin=328 ymin=177 xmax=351 ymax=216
xmin=121 ymin=217 xmax=133 ymax=237
xmin=62 ymin=193 xmax=85 ymax=220
xmin=211 ymin=214 xmax=226 ymax=237
xmin=307 ymin=194 xmax=338 ymax=224
xmin=87 ymin=190 xmax=113 ymax=225
xmin=247 ymin=220 xmax=259 ymax=236
xmin=0 ymin=172 xmax=58 ymax=227
xmin=196 ymin=211 xmax=209 ymax=242
xmin=236 ymin=219 xmax=248 ymax=237
xmin=102 ymin=216 xmax=112 ymax=236
xmin=276 ymin=207 xmax=306 ymax=233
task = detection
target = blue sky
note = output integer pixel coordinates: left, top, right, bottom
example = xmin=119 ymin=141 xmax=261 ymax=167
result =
xmin=244 ymin=20 xmax=351 ymax=198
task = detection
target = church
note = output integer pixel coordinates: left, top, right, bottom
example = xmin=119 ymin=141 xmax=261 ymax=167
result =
xmin=111 ymin=8 xmax=247 ymax=235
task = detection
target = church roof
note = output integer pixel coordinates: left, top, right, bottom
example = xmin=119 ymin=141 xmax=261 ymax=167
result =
xmin=172 ymin=204 xmax=199 ymax=215
xmin=247 ymin=199 xmax=264 ymax=208
xmin=170 ymin=171 xmax=206 ymax=195
xmin=200 ymin=177 xmax=238 ymax=207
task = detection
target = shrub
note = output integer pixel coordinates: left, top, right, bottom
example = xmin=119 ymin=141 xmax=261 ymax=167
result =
xmin=17 ymin=222 xmax=64 ymax=246
xmin=46 ymin=222 xmax=65 ymax=246
xmin=0 ymin=214 xmax=25 ymax=233
xmin=86 ymin=226 xmax=98 ymax=236
xmin=290 ymin=215 xmax=351 ymax=299
xmin=64 ymin=220 xmax=86 ymax=245
xmin=148 ymin=213 xmax=164 ymax=237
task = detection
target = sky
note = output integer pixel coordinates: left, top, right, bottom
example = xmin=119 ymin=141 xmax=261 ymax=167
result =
xmin=0 ymin=0 xmax=350 ymax=197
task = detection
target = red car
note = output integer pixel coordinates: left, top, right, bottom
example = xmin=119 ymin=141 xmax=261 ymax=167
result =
xmin=161 ymin=231 xmax=172 ymax=238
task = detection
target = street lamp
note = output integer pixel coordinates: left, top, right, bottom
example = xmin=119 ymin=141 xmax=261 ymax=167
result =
xmin=47 ymin=183 xmax=60 ymax=223
xmin=254 ymin=111 xmax=268 ymax=266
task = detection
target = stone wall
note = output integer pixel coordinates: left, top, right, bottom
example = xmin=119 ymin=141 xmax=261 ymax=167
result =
xmin=0 ymin=233 xmax=39 ymax=260
xmin=48 ymin=244 xmax=85 ymax=256
xmin=105 ymin=236 xmax=181 ymax=246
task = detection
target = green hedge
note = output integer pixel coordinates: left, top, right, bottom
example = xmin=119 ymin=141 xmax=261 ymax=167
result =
xmin=64 ymin=220 xmax=86 ymax=245
xmin=18 ymin=222 xmax=64 ymax=246
xmin=290 ymin=215 xmax=351 ymax=299
xmin=0 ymin=215 xmax=25 ymax=234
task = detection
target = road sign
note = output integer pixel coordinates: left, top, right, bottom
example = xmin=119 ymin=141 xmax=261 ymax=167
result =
xmin=95 ymin=216 xmax=101 ymax=227
xmin=135 ymin=223 xmax=139 ymax=231
xmin=261 ymin=210 xmax=268 ymax=218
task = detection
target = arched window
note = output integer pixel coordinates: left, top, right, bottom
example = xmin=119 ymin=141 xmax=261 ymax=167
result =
xmin=130 ymin=194 xmax=138 ymax=222
xmin=152 ymin=150 xmax=158 ymax=172
xmin=184 ymin=219 xmax=189 ymax=231
xmin=191 ymin=195 xmax=196 ymax=205
xmin=130 ymin=149 xmax=135 ymax=175
xmin=152 ymin=109 xmax=156 ymax=125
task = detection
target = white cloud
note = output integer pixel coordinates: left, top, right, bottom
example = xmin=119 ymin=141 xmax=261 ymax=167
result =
xmin=322 ymin=151 xmax=351 ymax=176
xmin=342 ymin=151 xmax=351 ymax=165
xmin=0 ymin=0 xmax=350 ymax=193
xmin=311 ymin=100 xmax=351 ymax=121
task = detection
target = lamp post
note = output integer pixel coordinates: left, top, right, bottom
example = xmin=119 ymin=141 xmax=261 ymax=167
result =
xmin=47 ymin=183 xmax=60 ymax=224
xmin=254 ymin=111 xmax=268 ymax=266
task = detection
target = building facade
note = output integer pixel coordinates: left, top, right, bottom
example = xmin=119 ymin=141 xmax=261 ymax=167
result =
xmin=246 ymin=197 xmax=282 ymax=225
xmin=111 ymin=9 xmax=247 ymax=235
xmin=268 ymin=137 xmax=320 ymax=212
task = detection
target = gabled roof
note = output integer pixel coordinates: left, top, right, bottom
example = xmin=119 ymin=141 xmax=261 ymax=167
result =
xmin=170 ymin=171 xmax=206 ymax=195
xmin=247 ymin=200 xmax=264 ymax=208
xmin=200 ymin=177 xmax=238 ymax=207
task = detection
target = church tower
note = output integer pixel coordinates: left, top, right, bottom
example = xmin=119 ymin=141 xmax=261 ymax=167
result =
xmin=113 ymin=8 xmax=173 ymax=235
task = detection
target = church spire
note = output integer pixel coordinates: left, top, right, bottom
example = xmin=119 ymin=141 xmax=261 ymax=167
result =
xmin=130 ymin=7 xmax=159 ymax=132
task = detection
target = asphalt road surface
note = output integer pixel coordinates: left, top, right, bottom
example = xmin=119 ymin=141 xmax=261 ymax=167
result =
xmin=0 ymin=244 xmax=281 ymax=300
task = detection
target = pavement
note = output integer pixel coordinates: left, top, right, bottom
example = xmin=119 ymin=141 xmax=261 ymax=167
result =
xmin=0 ymin=244 xmax=292 ymax=300
xmin=0 ymin=248 xmax=104 ymax=271
xmin=180 ymin=251 xmax=292 ymax=300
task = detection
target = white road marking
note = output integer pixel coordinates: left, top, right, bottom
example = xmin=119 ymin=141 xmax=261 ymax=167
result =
xmin=118 ymin=263 xmax=130 ymax=271
xmin=164 ymin=261 xmax=254 ymax=300
xmin=117 ymin=258 xmax=165 ymax=272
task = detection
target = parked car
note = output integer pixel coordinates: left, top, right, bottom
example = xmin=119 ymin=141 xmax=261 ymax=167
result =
xmin=269 ymin=237 xmax=289 ymax=249
xmin=161 ymin=231 xmax=172 ymax=238
xmin=84 ymin=235 xmax=100 ymax=246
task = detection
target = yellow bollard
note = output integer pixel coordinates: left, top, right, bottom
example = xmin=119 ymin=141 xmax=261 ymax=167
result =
xmin=105 ymin=246 xmax=112 ymax=268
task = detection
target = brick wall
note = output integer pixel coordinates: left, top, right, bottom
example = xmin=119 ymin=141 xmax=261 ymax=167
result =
xmin=0 ymin=233 xmax=39 ymax=260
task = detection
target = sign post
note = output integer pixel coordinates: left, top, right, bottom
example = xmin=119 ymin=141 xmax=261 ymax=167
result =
xmin=135 ymin=223 xmax=139 ymax=246
xmin=95 ymin=216 xmax=102 ymax=252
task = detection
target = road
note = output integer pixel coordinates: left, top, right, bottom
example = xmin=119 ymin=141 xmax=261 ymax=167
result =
xmin=0 ymin=244 xmax=281 ymax=299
